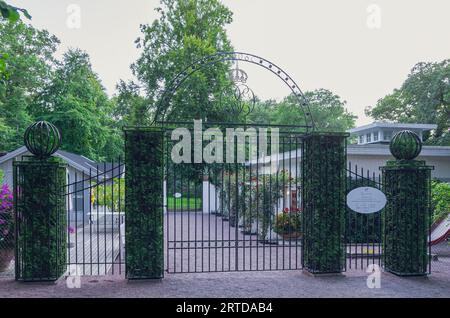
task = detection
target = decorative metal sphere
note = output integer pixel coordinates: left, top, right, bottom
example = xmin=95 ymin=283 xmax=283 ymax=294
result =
xmin=24 ymin=121 xmax=61 ymax=159
xmin=389 ymin=130 xmax=422 ymax=160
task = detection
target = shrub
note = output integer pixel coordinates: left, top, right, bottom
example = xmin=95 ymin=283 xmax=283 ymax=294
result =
xmin=0 ymin=184 xmax=13 ymax=249
xmin=92 ymin=178 xmax=125 ymax=211
xmin=431 ymin=180 xmax=450 ymax=223
xmin=273 ymin=208 xmax=302 ymax=235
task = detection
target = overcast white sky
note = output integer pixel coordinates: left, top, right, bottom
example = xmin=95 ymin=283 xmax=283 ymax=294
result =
xmin=8 ymin=0 xmax=450 ymax=125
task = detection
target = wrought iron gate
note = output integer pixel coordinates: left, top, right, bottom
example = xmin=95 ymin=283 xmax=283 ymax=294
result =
xmin=66 ymin=160 xmax=125 ymax=275
xmin=164 ymin=124 xmax=305 ymax=273
xmin=345 ymin=162 xmax=383 ymax=270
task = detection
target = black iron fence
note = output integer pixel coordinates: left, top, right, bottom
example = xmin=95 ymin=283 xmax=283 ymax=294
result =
xmin=345 ymin=162 xmax=383 ymax=270
xmin=66 ymin=159 xmax=125 ymax=276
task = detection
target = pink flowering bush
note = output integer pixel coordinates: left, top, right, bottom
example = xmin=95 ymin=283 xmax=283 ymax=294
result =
xmin=0 ymin=184 xmax=13 ymax=248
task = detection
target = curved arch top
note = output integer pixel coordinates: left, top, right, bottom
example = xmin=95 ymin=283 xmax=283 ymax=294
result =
xmin=154 ymin=51 xmax=315 ymax=131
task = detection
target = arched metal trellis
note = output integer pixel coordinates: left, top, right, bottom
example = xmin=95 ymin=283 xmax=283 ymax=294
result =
xmin=154 ymin=51 xmax=316 ymax=132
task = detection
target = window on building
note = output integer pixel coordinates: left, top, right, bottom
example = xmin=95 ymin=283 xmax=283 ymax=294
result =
xmin=373 ymin=131 xmax=379 ymax=141
xmin=366 ymin=133 xmax=371 ymax=143
xmin=384 ymin=131 xmax=392 ymax=141
xmin=359 ymin=135 xmax=364 ymax=144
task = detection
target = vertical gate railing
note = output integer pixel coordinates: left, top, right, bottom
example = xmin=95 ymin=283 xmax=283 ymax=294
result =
xmin=66 ymin=160 xmax=125 ymax=276
xmin=345 ymin=162 xmax=383 ymax=270
xmin=165 ymin=124 xmax=304 ymax=273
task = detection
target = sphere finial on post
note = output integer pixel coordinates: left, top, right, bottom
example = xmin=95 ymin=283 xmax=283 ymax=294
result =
xmin=24 ymin=121 xmax=61 ymax=160
xmin=389 ymin=130 xmax=422 ymax=160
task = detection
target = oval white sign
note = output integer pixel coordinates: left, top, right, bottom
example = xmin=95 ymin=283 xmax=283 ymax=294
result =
xmin=346 ymin=187 xmax=386 ymax=214
xmin=174 ymin=193 xmax=182 ymax=198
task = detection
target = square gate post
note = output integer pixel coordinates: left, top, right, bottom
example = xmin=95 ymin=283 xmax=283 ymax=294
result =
xmin=381 ymin=161 xmax=433 ymax=276
xmin=14 ymin=158 xmax=67 ymax=282
xmin=124 ymin=128 xmax=164 ymax=279
xmin=302 ymin=132 xmax=348 ymax=274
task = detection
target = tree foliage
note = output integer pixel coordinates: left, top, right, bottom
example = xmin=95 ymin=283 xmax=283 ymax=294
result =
xmin=31 ymin=49 xmax=122 ymax=161
xmin=0 ymin=1 xmax=31 ymax=22
xmin=248 ymin=89 xmax=356 ymax=131
xmin=366 ymin=60 xmax=450 ymax=145
xmin=131 ymin=0 xmax=234 ymax=123
xmin=431 ymin=180 xmax=450 ymax=223
xmin=0 ymin=20 xmax=59 ymax=151
xmin=0 ymin=1 xmax=31 ymax=77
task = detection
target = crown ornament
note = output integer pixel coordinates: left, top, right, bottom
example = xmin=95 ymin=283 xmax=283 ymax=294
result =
xmin=229 ymin=63 xmax=248 ymax=83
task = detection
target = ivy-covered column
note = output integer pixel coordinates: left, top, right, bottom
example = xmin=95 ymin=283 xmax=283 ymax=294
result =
xmin=381 ymin=130 xmax=433 ymax=276
xmin=302 ymin=132 xmax=348 ymax=274
xmin=14 ymin=122 xmax=67 ymax=282
xmin=124 ymin=128 xmax=164 ymax=279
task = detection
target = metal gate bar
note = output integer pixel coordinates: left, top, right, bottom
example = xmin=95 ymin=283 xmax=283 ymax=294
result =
xmin=345 ymin=162 xmax=383 ymax=270
xmin=165 ymin=126 xmax=304 ymax=273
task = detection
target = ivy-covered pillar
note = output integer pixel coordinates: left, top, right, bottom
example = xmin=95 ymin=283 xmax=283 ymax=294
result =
xmin=381 ymin=130 xmax=433 ymax=276
xmin=302 ymin=132 xmax=348 ymax=274
xmin=14 ymin=121 xmax=67 ymax=282
xmin=124 ymin=128 xmax=164 ymax=279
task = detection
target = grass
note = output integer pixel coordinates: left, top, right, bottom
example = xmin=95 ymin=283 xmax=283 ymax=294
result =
xmin=167 ymin=197 xmax=202 ymax=211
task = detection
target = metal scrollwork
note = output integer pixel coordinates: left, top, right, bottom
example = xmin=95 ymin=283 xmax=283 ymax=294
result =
xmin=155 ymin=51 xmax=315 ymax=131
xmin=24 ymin=121 xmax=61 ymax=160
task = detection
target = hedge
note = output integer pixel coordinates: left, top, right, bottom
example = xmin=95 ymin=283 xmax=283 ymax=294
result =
xmin=14 ymin=157 xmax=67 ymax=281
xmin=381 ymin=160 xmax=433 ymax=276
xmin=125 ymin=128 xmax=164 ymax=279
xmin=302 ymin=133 xmax=348 ymax=273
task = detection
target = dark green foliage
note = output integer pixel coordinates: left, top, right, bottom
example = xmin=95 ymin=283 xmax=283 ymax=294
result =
xmin=32 ymin=49 xmax=123 ymax=161
xmin=132 ymin=0 xmax=234 ymax=123
xmin=125 ymin=129 xmax=164 ymax=279
xmin=0 ymin=21 xmax=59 ymax=152
xmin=365 ymin=59 xmax=450 ymax=146
xmin=381 ymin=160 xmax=432 ymax=276
xmin=14 ymin=158 xmax=66 ymax=281
xmin=431 ymin=180 xmax=450 ymax=223
xmin=247 ymin=90 xmax=356 ymax=132
xmin=302 ymin=133 xmax=348 ymax=273
xmin=0 ymin=1 xmax=31 ymax=22
xmin=389 ymin=130 xmax=422 ymax=160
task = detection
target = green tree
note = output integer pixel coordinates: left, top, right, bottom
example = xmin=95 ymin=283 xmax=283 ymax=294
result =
xmin=431 ymin=180 xmax=450 ymax=223
xmin=366 ymin=60 xmax=450 ymax=145
xmin=248 ymin=89 xmax=356 ymax=132
xmin=0 ymin=1 xmax=31 ymax=76
xmin=113 ymin=80 xmax=150 ymax=127
xmin=0 ymin=20 xmax=59 ymax=151
xmin=31 ymin=49 xmax=122 ymax=161
xmin=132 ymin=0 xmax=234 ymax=123
xmin=0 ymin=1 xmax=30 ymax=22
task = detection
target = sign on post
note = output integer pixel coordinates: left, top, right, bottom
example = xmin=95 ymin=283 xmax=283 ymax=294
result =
xmin=346 ymin=187 xmax=386 ymax=214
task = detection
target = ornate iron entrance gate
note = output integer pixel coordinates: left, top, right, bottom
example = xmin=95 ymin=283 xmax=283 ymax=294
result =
xmin=164 ymin=124 xmax=305 ymax=273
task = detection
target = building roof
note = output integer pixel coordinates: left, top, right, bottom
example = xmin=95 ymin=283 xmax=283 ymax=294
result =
xmin=347 ymin=122 xmax=438 ymax=134
xmin=247 ymin=144 xmax=450 ymax=165
xmin=0 ymin=146 xmax=124 ymax=178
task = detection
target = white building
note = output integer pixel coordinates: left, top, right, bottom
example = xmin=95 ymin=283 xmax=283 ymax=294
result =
xmin=249 ymin=122 xmax=450 ymax=182
xmin=347 ymin=122 xmax=437 ymax=145
xmin=0 ymin=146 xmax=124 ymax=222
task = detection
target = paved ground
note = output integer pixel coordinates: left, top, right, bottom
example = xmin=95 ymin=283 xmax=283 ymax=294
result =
xmin=0 ymin=268 xmax=449 ymax=298
xmin=1 ymin=211 xmax=448 ymax=298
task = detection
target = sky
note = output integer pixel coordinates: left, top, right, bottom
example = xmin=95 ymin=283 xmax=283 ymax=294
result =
xmin=8 ymin=0 xmax=450 ymax=125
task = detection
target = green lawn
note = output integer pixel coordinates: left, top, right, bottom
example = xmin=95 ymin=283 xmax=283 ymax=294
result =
xmin=167 ymin=197 xmax=202 ymax=211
